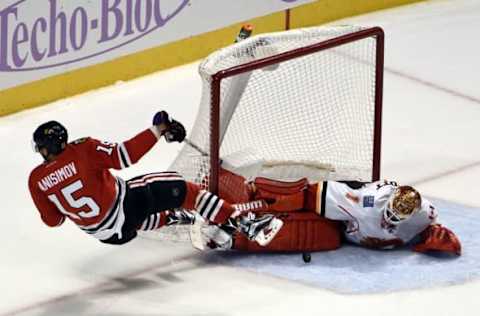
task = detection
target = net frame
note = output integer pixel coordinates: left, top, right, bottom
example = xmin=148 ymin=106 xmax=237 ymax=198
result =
xmin=208 ymin=26 xmax=384 ymax=194
xmin=153 ymin=26 xmax=385 ymax=243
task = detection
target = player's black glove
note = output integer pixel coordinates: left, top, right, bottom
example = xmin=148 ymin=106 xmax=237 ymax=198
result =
xmin=152 ymin=111 xmax=186 ymax=143
xmin=164 ymin=119 xmax=186 ymax=143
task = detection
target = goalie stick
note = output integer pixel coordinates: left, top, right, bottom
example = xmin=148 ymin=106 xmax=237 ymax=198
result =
xmin=189 ymin=24 xmax=254 ymax=251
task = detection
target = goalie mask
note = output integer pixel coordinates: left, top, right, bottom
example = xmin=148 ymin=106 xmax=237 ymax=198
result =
xmin=383 ymin=186 xmax=421 ymax=225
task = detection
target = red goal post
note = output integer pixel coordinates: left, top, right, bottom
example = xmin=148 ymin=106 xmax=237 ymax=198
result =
xmin=170 ymin=25 xmax=384 ymax=195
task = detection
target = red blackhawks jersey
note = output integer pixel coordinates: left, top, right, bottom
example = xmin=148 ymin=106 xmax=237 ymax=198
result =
xmin=28 ymin=127 xmax=161 ymax=240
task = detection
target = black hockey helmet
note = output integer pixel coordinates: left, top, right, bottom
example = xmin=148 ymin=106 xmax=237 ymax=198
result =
xmin=33 ymin=121 xmax=68 ymax=156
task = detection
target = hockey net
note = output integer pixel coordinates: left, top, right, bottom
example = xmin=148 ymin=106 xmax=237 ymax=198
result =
xmin=150 ymin=25 xmax=384 ymax=242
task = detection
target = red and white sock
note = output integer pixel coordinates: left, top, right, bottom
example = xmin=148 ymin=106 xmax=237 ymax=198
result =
xmin=181 ymin=182 xmax=234 ymax=224
xmin=181 ymin=181 xmax=269 ymax=224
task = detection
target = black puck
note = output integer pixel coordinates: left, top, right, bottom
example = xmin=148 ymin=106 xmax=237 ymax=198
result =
xmin=302 ymin=252 xmax=311 ymax=263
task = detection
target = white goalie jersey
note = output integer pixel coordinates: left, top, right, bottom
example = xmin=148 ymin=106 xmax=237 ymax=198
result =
xmin=323 ymin=180 xmax=438 ymax=249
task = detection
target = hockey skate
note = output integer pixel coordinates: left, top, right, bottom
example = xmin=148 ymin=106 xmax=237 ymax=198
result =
xmin=165 ymin=209 xmax=196 ymax=226
xmin=239 ymin=212 xmax=283 ymax=246
xmin=195 ymin=200 xmax=283 ymax=250
xmin=220 ymin=212 xmax=283 ymax=247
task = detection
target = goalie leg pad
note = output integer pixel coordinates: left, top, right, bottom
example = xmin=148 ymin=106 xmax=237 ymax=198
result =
xmin=232 ymin=212 xmax=341 ymax=252
xmin=255 ymin=190 xmax=305 ymax=212
xmin=252 ymin=177 xmax=309 ymax=212
xmin=253 ymin=177 xmax=308 ymax=195
xmin=218 ymin=167 xmax=252 ymax=203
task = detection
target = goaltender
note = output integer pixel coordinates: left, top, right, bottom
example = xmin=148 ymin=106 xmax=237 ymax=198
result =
xmin=201 ymin=172 xmax=461 ymax=256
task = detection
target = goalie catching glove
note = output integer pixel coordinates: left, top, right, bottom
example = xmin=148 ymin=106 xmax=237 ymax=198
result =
xmin=152 ymin=110 xmax=186 ymax=143
xmin=412 ymin=224 xmax=461 ymax=256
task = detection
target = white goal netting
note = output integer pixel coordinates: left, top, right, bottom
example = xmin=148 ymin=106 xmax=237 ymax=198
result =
xmin=151 ymin=25 xmax=383 ymax=241
xmin=171 ymin=25 xmax=381 ymax=186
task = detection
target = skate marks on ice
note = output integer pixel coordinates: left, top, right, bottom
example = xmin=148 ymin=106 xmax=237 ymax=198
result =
xmin=207 ymin=199 xmax=480 ymax=294
xmin=3 ymin=244 xmax=215 ymax=316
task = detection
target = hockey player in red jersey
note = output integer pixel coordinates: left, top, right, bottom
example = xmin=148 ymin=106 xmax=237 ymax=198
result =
xmin=28 ymin=111 xmax=283 ymax=246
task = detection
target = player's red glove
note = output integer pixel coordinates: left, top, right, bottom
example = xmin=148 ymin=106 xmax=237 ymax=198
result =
xmin=412 ymin=224 xmax=461 ymax=256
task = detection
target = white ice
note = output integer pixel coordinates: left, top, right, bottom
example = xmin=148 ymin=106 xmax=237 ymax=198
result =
xmin=1 ymin=0 xmax=480 ymax=315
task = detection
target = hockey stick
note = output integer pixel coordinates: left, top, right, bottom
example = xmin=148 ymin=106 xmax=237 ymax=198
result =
xmin=184 ymin=138 xmax=209 ymax=157
xmin=189 ymin=24 xmax=254 ymax=251
xmin=183 ymin=24 xmax=254 ymax=158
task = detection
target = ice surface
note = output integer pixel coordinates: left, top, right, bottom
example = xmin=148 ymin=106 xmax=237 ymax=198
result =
xmin=1 ymin=0 xmax=480 ymax=315
xmin=207 ymin=198 xmax=480 ymax=294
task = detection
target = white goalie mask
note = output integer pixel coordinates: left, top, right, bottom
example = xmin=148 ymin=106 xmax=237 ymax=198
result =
xmin=383 ymin=186 xmax=421 ymax=225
